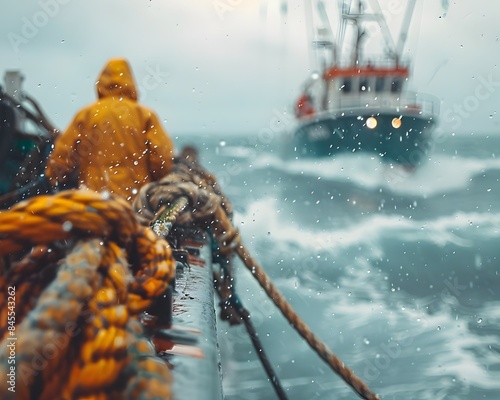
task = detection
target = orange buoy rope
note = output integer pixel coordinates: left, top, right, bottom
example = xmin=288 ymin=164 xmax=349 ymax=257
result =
xmin=0 ymin=190 xmax=175 ymax=399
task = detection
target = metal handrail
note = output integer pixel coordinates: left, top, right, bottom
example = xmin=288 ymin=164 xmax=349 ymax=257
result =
xmin=326 ymin=90 xmax=440 ymax=118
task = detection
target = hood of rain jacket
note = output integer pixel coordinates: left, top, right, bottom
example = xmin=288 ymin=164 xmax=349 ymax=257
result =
xmin=96 ymin=58 xmax=138 ymax=101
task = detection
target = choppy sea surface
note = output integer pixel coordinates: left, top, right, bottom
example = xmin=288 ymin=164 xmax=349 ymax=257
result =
xmin=176 ymin=131 xmax=500 ymax=400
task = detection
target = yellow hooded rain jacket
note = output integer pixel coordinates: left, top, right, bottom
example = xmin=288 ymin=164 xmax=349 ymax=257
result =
xmin=46 ymin=58 xmax=174 ymax=202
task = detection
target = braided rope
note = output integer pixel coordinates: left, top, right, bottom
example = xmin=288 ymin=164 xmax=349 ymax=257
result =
xmin=133 ymin=158 xmax=231 ymax=226
xmin=0 ymin=190 xmax=175 ymax=399
xmin=0 ymin=190 xmax=138 ymax=255
xmin=0 ymin=246 xmax=61 ymax=341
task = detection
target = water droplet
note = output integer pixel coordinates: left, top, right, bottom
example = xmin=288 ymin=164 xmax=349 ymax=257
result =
xmin=477 ymin=318 xmax=483 ymax=324
xmin=62 ymin=221 xmax=73 ymax=232
xmin=437 ymin=326 xmax=441 ymax=331
xmin=363 ymin=338 xmax=370 ymax=345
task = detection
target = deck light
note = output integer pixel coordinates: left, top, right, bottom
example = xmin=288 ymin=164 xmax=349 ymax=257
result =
xmin=366 ymin=117 xmax=377 ymax=129
xmin=392 ymin=118 xmax=402 ymax=128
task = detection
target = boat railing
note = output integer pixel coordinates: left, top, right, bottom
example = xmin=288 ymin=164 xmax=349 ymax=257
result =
xmin=329 ymin=90 xmax=440 ymax=118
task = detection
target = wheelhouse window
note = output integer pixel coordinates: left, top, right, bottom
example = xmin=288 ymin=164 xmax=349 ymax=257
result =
xmin=375 ymin=77 xmax=385 ymax=92
xmin=340 ymin=78 xmax=352 ymax=93
xmin=391 ymin=78 xmax=402 ymax=93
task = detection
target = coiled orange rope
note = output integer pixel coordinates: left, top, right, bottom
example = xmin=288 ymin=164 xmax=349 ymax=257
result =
xmin=0 ymin=190 xmax=175 ymax=399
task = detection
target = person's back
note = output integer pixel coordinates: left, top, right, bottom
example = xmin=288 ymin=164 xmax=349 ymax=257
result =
xmin=46 ymin=58 xmax=174 ymax=202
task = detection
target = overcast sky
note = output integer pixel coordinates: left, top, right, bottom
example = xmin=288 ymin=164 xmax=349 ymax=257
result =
xmin=2 ymin=0 xmax=500 ymax=137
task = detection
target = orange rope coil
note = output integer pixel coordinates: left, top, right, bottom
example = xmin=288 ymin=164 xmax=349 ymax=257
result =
xmin=0 ymin=190 xmax=175 ymax=399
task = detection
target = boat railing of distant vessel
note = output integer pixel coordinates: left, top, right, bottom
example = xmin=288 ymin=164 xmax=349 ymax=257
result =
xmin=300 ymin=84 xmax=440 ymax=121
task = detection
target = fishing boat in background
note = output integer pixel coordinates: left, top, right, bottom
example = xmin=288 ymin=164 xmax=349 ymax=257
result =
xmin=289 ymin=0 xmax=440 ymax=167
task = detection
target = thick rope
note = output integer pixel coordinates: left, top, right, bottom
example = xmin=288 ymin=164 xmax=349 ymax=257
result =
xmin=0 ymin=190 xmax=175 ymax=313
xmin=236 ymin=305 xmax=288 ymax=400
xmin=0 ymin=190 xmax=175 ymax=399
xmin=133 ymin=151 xmax=380 ymax=400
xmin=134 ymin=150 xmax=232 ymax=227
xmin=0 ymin=245 xmax=61 ymax=341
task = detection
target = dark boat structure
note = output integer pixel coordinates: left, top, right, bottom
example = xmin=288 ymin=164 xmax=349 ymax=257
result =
xmin=0 ymin=70 xmax=58 ymax=204
xmin=288 ymin=0 xmax=440 ymax=167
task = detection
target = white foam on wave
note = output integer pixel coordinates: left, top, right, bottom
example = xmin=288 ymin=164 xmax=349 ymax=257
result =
xmin=411 ymin=299 xmax=500 ymax=392
xmin=276 ymin=263 xmax=500 ymax=395
xmin=253 ymin=152 xmax=500 ymax=197
xmin=267 ymin=260 xmax=499 ymax=396
xmin=235 ymin=196 xmax=500 ymax=255
xmin=217 ymin=144 xmax=257 ymax=159
xmin=230 ymin=195 xmax=500 ymax=397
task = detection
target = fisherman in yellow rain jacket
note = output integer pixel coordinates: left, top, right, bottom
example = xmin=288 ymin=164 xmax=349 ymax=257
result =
xmin=46 ymin=58 xmax=174 ymax=202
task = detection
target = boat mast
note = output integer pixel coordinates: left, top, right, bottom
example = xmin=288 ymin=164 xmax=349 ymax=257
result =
xmin=366 ymin=0 xmax=417 ymax=66
xmin=365 ymin=0 xmax=397 ymax=62
xmin=352 ymin=0 xmax=365 ymax=66
xmin=312 ymin=0 xmax=337 ymax=69
xmin=395 ymin=0 xmax=417 ymax=64
xmin=340 ymin=0 xmax=371 ymax=67
xmin=303 ymin=0 xmax=417 ymax=71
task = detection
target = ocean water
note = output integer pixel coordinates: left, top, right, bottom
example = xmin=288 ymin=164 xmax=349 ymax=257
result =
xmin=176 ymin=132 xmax=500 ymax=400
